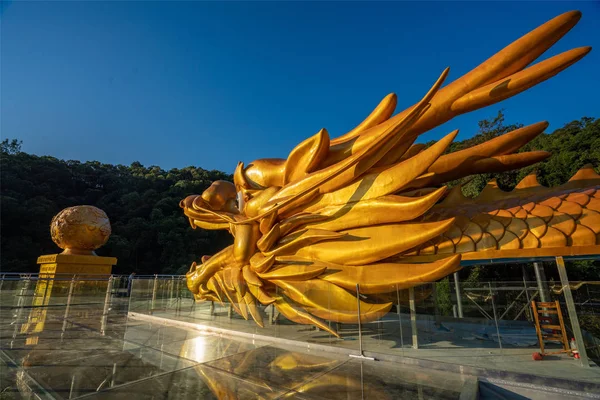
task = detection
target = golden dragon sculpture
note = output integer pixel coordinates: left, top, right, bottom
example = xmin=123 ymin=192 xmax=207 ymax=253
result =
xmin=180 ymin=11 xmax=597 ymax=336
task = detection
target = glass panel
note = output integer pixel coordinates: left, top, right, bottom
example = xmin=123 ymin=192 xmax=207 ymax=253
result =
xmin=562 ymin=259 xmax=600 ymax=367
xmin=360 ymin=282 xmax=404 ymax=357
xmin=2 ymin=267 xmax=599 ymax=391
xmin=128 ymin=277 xmax=152 ymax=313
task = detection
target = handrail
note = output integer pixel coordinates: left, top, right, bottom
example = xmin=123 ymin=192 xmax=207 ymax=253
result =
xmin=550 ymin=281 xmax=600 ymax=294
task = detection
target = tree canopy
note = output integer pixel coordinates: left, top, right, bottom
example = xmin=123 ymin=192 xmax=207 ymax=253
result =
xmin=1 ymin=147 xmax=232 ymax=275
xmin=1 ymin=113 xmax=598 ymax=280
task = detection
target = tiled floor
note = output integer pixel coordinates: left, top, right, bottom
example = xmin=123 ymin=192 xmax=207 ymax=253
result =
xmin=137 ymin=299 xmax=600 ymax=384
xmin=1 ymin=297 xmax=468 ymax=399
xmin=3 ymin=286 xmax=599 ymax=400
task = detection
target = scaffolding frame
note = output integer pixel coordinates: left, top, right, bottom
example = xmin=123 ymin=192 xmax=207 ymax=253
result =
xmin=451 ymin=255 xmax=597 ymax=368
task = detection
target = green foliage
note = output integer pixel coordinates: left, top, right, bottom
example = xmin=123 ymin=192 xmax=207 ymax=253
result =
xmin=566 ymin=260 xmax=600 ymax=281
xmin=435 ymin=277 xmax=453 ymax=316
xmin=0 ymin=150 xmax=232 ymax=274
xmin=464 ymin=266 xmax=482 ymax=288
xmin=449 ymin=112 xmax=600 ymax=196
xmin=1 ymin=138 xmax=22 ymax=155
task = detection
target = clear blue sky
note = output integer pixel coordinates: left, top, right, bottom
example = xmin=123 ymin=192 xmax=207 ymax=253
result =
xmin=2 ymin=1 xmax=599 ymax=173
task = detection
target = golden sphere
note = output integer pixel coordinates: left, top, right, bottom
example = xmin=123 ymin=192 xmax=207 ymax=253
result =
xmin=50 ymin=206 xmax=111 ymax=255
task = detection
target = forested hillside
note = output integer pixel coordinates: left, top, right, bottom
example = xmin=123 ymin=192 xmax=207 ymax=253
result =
xmin=1 ymin=112 xmax=599 ymax=278
xmin=1 ymin=142 xmax=232 ymax=274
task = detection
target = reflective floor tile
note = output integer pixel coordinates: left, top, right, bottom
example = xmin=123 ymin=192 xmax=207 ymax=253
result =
xmin=1 ymin=355 xmax=24 ymax=398
xmin=204 ymin=346 xmax=346 ymax=391
xmin=119 ymin=325 xmax=207 ymax=348
xmin=293 ymin=359 xmax=464 ymax=400
xmin=1 ymin=335 xmax=131 ymax=367
xmin=23 ymin=346 xmax=197 ymax=399
xmin=156 ymin=334 xmax=260 ymax=363
xmin=91 ymin=364 xmax=287 ymax=400
xmin=1 ymin=356 xmax=55 ymax=400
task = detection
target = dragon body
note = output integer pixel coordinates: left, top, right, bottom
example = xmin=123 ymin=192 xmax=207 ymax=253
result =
xmin=180 ymin=11 xmax=597 ymax=335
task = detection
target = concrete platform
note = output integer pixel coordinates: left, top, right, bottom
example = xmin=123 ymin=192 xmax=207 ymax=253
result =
xmin=0 ymin=299 xmax=471 ymax=399
xmin=128 ymin=298 xmax=600 ymax=395
xmin=2 ymin=289 xmax=598 ymax=399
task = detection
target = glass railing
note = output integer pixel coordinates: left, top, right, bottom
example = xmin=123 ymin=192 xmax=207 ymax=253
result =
xmin=0 ymin=273 xmax=131 ymax=338
xmin=129 ymin=276 xmax=359 ymax=353
xmin=2 ymin=267 xmax=598 ymax=384
xmin=127 ymin=272 xmax=600 ymax=381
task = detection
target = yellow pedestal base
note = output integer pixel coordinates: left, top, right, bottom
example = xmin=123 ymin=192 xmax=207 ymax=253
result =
xmin=21 ymin=254 xmax=118 ymax=336
xmin=36 ymin=253 xmax=117 ymax=277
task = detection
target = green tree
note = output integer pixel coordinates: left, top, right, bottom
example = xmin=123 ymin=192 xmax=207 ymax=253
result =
xmin=1 ymin=138 xmax=22 ymax=155
xmin=1 ymin=142 xmax=233 ymax=274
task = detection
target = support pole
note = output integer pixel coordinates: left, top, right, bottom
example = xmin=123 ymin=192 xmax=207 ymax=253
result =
xmin=521 ymin=265 xmax=532 ymax=320
xmin=453 ymin=272 xmax=463 ymax=318
xmin=533 ymin=262 xmax=549 ymax=303
xmin=556 ymin=256 xmax=589 ymax=367
xmin=409 ymin=287 xmax=418 ymax=349
xmin=356 ymin=284 xmax=364 ymax=356
xmin=349 ymin=284 xmax=375 ymax=360
xmin=489 ymin=282 xmax=503 ymax=351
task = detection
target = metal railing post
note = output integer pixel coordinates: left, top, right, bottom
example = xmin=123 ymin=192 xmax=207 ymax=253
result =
xmin=356 ymin=284 xmax=364 ymax=355
xmin=13 ymin=276 xmax=31 ymax=339
xmin=169 ymin=276 xmax=174 ymax=308
xmin=396 ymin=285 xmax=404 ymax=350
xmin=269 ymin=304 xmax=275 ymax=325
xmin=522 ymin=265 xmax=532 ymax=321
xmin=409 ymin=287 xmax=418 ymax=349
xmin=127 ymin=275 xmax=134 ymax=313
xmin=349 ymin=284 xmax=375 ymax=360
xmin=556 ymin=256 xmax=589 ymax=367
xmin=175 ymin=277 xmax=182 ymax=316
xmin=62 ymin=276 xmax=77 ymax=333
xmin=101 ymin=275 xmax=114 ymax=335
xmin=151 ymin=274 xmax=158 ymax=313
xmin=41 ymin=274 xmax=51 ymax=306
